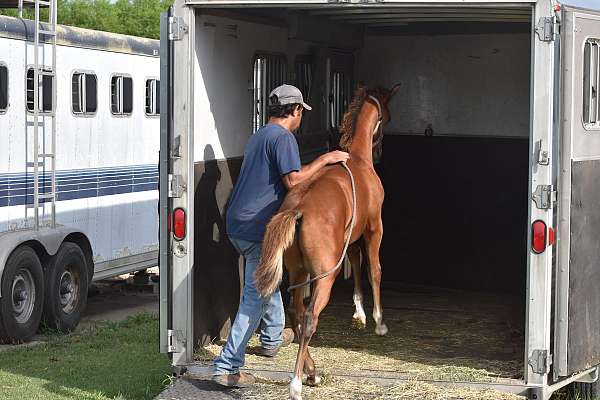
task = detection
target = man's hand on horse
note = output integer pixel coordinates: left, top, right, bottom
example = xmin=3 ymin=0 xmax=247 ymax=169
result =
xmin=323 ymin=150 xmax=350 ymax=165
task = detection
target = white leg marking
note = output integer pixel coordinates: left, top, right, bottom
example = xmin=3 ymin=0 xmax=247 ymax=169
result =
xmin=352 ymin=293 xmax=367 ymax=327
xmin=373 ymin=307 xmax=388 ymax=336
xmin=289 ymin=376 xmax=303 ymax=400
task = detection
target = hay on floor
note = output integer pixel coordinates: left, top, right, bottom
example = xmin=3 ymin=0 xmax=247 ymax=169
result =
xmin=196 ymin=283 xmax=525 ymax=398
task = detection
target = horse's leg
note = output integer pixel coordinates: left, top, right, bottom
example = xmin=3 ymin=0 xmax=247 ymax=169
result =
xmin=364 ymin=216 xmax=388 ymax=336
xmin=285 ymin=253 xmax=317 ymax=385
xmin=348 ymin=243 xmax=366 ymax=328
xmin=290 ymin=276 xmax=335 ymax=400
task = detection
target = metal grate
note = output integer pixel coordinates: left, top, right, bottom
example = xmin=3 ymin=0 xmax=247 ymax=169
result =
xmin=330 ymin=71 xmax=351 ymax=130
xmin=295 ymin=57 xmax=313 ymax=102
xmin=252 ymin=54 xmax=287 ymax=132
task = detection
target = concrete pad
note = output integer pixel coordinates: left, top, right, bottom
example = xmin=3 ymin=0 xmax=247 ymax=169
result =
xmin=78 ymin=280 xmax=159 ymax=330
xmin=0 ymin=335 xmax=47 ymax=352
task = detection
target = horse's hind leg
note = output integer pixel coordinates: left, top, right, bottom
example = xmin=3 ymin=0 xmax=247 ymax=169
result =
xmin=365 ymin=216 xmax=388 ymax=336
xmin=290 ymin=276 xmax=335 ymax=400
xmin=348 ymin=243 xmax=366 ymax=329
xmin=288 ymin=270 xmax=318 ymax=383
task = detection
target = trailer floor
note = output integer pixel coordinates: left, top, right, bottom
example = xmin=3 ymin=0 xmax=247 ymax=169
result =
xmin=157 ymin=283 xmax=527 ymax=399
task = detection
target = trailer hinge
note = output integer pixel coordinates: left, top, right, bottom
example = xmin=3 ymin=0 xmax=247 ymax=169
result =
xmin=529 ymin=350 xmax=552 ymax=374
xmin=532 ymin=185 xmax=556 ymax=210
xmin=537 ymin=140 xmax=550 ymax=166
xmin=168 ymin=16 xmax=188 ymax=41
xmin=168 ymin=174 xmax=186 ymax=198
xmin=167 ymin=329 xmax=184 ymax=353
xmin=535 ymin=17 xmax=557 ymax=42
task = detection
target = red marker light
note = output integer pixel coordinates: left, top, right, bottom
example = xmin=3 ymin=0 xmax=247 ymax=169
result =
xmin=173 ymin=208 xmax=186 ymax=241
xmin=532 ymin=220 xmax=548 ymax=254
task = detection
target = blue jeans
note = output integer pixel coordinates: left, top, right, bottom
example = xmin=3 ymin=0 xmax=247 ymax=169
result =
xmin=213 ymin=237 xmax=284 ymax=375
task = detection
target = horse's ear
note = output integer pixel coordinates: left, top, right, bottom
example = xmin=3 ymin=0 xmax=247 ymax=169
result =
xmin=389 ymin=83 xmax=401 ymax=98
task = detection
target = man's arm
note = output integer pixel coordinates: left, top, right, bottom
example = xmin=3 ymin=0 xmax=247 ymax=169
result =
xmin=282 ymin=150 xmax=350 ymax=189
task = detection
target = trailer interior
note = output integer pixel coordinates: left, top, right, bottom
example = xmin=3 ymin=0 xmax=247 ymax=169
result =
xmin=189 ymin=4 xmax=533 ymax=393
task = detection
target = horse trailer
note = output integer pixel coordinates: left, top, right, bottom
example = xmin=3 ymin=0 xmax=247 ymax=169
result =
xmin=0 ymin=4 xmax=160 ymax=343
xmin=159 ymin=1 xmax=600 ymax=398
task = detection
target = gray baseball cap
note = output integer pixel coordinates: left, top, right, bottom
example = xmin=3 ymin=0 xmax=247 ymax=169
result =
xmin=269 ymin=84 xmax=312 ymax=111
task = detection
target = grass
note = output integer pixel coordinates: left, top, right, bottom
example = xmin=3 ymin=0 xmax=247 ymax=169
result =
xmin=0 ymin=313 xmax=170 ymax=400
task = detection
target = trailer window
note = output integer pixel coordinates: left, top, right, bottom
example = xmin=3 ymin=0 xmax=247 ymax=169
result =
xmin=0 ymin=64 xmax=7 ymax=112
xmin=252 ymin=55 xmax=287 ymax=132
xmin=145 ymin=78 xmax=160 ymax=116
xmin=295 ymin=57 xmax=313 ymax=103
xmin=111 ymin=75 xmax=133 ymax=116
xmin=584 ymin=39 xmax=600 ymax=128
xmin=72 ymin=72 xmax=97 ymax=115
xmin=330 ymin=71 xmax=351 ymax=130
xmin=26 ymin=67 xmax=53 ymax=113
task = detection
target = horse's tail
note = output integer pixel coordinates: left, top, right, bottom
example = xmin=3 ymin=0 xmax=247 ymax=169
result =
xmin=255 ymin=209 xmax=303 ymax=297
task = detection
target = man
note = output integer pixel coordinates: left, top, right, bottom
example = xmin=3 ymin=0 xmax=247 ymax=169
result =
xmin=213 ymin=84 xmax=349 ymax=387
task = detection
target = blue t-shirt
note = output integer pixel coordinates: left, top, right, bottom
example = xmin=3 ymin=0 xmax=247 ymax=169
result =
xmin=226 ymin=123 xmax=302 ymax=242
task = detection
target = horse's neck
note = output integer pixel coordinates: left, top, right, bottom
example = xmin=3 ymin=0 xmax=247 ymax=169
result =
xmin=349 ymin=104 xmax=378 ymax=162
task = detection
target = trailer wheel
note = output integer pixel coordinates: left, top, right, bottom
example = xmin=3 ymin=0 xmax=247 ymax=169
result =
xmin=0 ymin=246 xmax=44 ymax=343
xmin=568 ymin=381 xmax=600 ymax=400
xmin=42 ymin=242 xmax=89 ymax=333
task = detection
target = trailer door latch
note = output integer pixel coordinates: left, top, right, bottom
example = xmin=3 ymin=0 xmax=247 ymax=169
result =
xmin=532 ymin=185 xmax=556 ymax=210
xmin=169 ymin=16 xmax=188 ymax=41
xmin=535 ymin=17 xmax=555 ymax=42
xmin=168 ymin=174 xmax=185 ymax=198
xmin=167 ymin=329 xmax=185 ymax=353
xmin=529 ymin=350 xmax=551 ymax=374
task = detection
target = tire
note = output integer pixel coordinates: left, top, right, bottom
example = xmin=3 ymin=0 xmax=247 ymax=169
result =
xmin=42 ymin=242 xmax=89 ymax=333
xmin=0 ymin=246 xmax=45 ymax=343
xmin=568 ymin=380 xmax=600 ymax=400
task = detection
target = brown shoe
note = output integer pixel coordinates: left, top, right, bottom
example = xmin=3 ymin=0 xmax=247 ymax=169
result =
xmin=213 ymin=372 xmax=256 ymax=388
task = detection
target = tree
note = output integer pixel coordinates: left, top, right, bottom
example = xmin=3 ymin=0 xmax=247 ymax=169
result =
xmin=0 ymin=0 xmax=172 ymax=39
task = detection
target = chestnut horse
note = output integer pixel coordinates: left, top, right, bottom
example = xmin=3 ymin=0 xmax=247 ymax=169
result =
xmin=254 ymin=84 xmax=399 ymax=400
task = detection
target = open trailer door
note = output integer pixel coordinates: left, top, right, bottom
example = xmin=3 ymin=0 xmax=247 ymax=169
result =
xmin=159 ymin=10 xmax=171 ymax=356
xmin=554 ymin=3 xmax=600 ymax=379
xmin=159 ymin=5 xmax=195 ymax=368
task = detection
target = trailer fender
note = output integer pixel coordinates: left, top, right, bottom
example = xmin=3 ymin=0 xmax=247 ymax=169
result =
xmin=0 ymin=226 xmax=89 ymax=298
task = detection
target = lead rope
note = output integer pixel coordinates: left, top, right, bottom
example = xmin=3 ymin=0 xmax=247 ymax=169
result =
xmin=287 ymin=161 xmax=357 ymax=293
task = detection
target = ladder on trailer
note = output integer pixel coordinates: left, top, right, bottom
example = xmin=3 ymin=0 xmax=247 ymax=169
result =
xmin=19 ymin=0 xmax=58 ymax=230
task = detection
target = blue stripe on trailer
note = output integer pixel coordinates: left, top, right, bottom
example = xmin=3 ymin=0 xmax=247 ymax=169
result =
xmin=0 ymin=164 xmax=158 ymax=207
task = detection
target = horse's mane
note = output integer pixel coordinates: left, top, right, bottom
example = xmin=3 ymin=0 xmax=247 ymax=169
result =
xmin=339 ymin=86 xmax=385 ymax=151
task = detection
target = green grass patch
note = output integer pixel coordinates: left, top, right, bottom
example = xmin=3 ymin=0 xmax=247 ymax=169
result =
xmin=0 ymin=313 xmax=170 ymax=400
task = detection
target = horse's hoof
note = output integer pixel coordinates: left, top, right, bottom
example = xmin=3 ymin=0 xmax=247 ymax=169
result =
xmin=375 ymin=323 xmax=389 ymax=336
xmin=352 ymin=316 xmax=366 ymax=330
xmin=306 ymin=374 xmax=322 ymax=387
xmin=290 ymin=377 xmax=303 ymax=400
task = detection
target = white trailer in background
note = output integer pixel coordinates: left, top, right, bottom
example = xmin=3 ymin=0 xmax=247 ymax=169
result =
xmin=159 ymin=0 xmax=600 ymax=399
xmin=0 ymin=2 xmax=160 ymax=343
